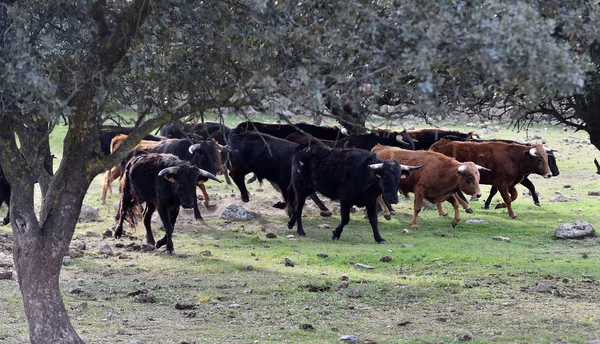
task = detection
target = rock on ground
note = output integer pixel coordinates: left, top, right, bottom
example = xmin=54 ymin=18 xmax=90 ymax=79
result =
xmin=220 ymin=203 xmax=256 ymax=220
xmin=549 ymin=195 xmax=579 ymax=202
xmin=79 ymin=202 xmax=101 ymax=222
xmin=555 ymin=221 xmax=595 ymax=239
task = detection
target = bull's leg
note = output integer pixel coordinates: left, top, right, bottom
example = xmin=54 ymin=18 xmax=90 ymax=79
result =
xmin=366 ymin=201 xmax=386 ymax=244
xmin=446 ymin=195 xmax=461 ymax=228
xmin=288 ymin=186 xmax=309 ymax=236
xmin=191 ymin=182 xmax=204 ymax=221
xmin=309 ymin=193 xmax=332 ymax=217
xmin=498 ymin=186 xmax=518 ymax=218
xmin=332 ymin=201 xmax=351 ymax=240
xmin=455 ymin=193 xmax=473 ymax=213
xmin=520 ymin=177 xmax=540 ymax=206
xmin=410 ymin=192 xmax=424 ymax=230
xmin=156 ymin=205 xmax=178 ymax=255
xmin=114 ymin=188 xmax=134 ymax=239
xmin=230 ymin=170 xmax=251 ymax=202
xmin=436 ymin=202 xmax=448 ymax=216
xmin=197 ymin=181 xmax=211 ymax=208
xmin=485 ymin=186 xmax=498 ymax=209
xmin=377 ymin=195 xmax=391 ymax=220
xmin=101 ymin=170 xmax=111 ymax=205
xmin=142 ymin=203 xmax=156 ymax=246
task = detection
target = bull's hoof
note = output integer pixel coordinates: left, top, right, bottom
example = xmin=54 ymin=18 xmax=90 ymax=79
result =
xmin=331 ymin=232 xmax=340 ymax=240
xmin=510 ymin=215 xmax=518 ymax=219
xmin=465 ymin=208 xmax=474 ymax=214
xmin=439 ymin=212 xmax=448 ymax=217
xmin=384 ymin=214 xmax=391 ymax=221
xmin=495 ymin=203 xmax=507 ymax=209
xmin=156 ymin=239 xmax=166 ymax=249
xmin=166 ymin=249 xmax=175 ymax=255
xmin=100 ymin=200 xmax=106 ymax=205
xmin=411 ymin=226 xmax=418 ymax=230
xmin=534 ymin=202 xmax=541 ymax=207
xmin=241 ymin=196 xmax=250 ymax=202
xmin=114 ymin=229 xmax=123 ymax=239
xmin=452 ymin=221 xmax=458 ymax=228
xmin=287 ymin=221 xmax=294 ymax=229
xmin=390 ymin=210 xmax=397 ymax=215
xmin=483 ymin=205 xmax=490 ymax=210
xmin=272 ymin=202 xmax=286 ymax=209
xmin=377 ymin=240 xmax=388 ymax=244
xmin=205 ymin=203 xmax=216 ymax=209
xmin=319 ymin=210 xmax=333 ymax=217
xmin=298 ymin=231 xmax=306 ymax=237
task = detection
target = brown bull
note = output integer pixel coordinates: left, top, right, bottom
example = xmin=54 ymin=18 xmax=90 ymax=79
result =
xmin=101 ymin=134 xmax=164 ymax=204
xmin=372 ymin=144 xmax=486 ymax=230
xmin=429 ymin=139 xmax=552 ymax=219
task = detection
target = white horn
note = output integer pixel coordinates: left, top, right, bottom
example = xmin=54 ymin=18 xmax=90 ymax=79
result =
xmin=158 ymin=166 xmax=179 ymax=178
xmin=368 ymin=163 xmax=384 ymax=170
xmin=188 ymin=143 xmax=203 ymax=154
xmin=402 ymin=164 xmax=423 ymax=171
xmin=529 ymin=147 xmax=538 ymax=157
xmin=544 ymin=147 xmax=557 ymax=152
xmin=476 ymin=164 xmax=491 ymax=171
xmin=396 ymin=135 xmax=407 ymax=145
xmin=458 ymin=165 xmax=468 ymax=173
xmin=197 ymin=167 xmax=221 ymax=183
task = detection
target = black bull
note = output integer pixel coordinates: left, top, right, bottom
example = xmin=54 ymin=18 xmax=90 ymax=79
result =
xmin=226 ymin=129 xmax=333 ymax=216
xmin=286 ymin=146 xmax=421 ymax=243
xmin=114 ymin=153 xmax=220 ymax=255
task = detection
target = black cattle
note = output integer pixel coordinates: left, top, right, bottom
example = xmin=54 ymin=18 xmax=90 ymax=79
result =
xmin=119 ymin=138 xmax=221 ymax=220
xmin=286 ymin=145 xmax=421 ymax=243
xmin=235 ymin=121 xmax=347 ymax=140
xmin=99 ymin=127 xmax=163 ymax=156
xmin=161 ymin=122 xmax=231 ymax=145
xmin=284 ymin=132 xmax=336 ymax=147
xmin=226 ymin=129 xmax=332 ymax=216
xmin=0 ymin=166 xmax=10 ymax=226
xmin=334 ymin=129 xmax=415 ymax=151
xmin=407 ymin=128 xmax=480 ymax=150
xmin=443 ymin=136 xmax=560 ymax=207
xmin=114 ymin=153 xmax=219 ymax=255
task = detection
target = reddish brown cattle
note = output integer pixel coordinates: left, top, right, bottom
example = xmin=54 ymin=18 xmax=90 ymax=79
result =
xmin=429 ymin=139 xmax=552 ymax=219
xmin=372 ymin=144 xmax=486 ymax=230
xmin=101 ymin=134 xmax=165 ymax=204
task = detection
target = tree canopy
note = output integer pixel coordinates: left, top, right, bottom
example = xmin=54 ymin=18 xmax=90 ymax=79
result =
xmin=1 ymin=0 xmax=599 ymax=342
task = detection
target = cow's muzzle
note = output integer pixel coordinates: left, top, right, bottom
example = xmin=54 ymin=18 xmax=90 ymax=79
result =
xmin=544 ymin=173 xmax=552 ymax=179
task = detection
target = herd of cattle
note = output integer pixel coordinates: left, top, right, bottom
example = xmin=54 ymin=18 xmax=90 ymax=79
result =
xmin=0 ymin=120 xmax=560 ymax=254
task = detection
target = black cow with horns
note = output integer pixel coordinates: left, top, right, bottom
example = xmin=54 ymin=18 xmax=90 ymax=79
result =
xmin=286 ymin=145 xmax=422 ymax=243
xmin=114 ymin=153 xmax=220 ymax=255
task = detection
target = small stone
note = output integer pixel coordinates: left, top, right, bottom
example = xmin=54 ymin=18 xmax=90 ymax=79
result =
xmin=466 ymin=219 xmax=489 ymax=225
xmin=340 ymin=335 xmax=359 ymax=343
xmin=266 ymin=233 xmax=277 ymax=239
xmin=102 ymin=230 xmax=113 ymax=238
xmin=402 ymin=228 xmax=409 ymax=233
xmin=550 ymin=195 xmax=579 ymax=202
xmin=317 ymin=253 xmax=328 ymax=258
xmin=140 ymin=244 xmax=155 ymax=252
xmin=134 ymin=293 xmax=156 ymax=303
xmin=317 ymin=224 xmax=331 ymax=229
xmin=346 ymin=289 xmax=361 ymax=298
xmin=284 ymin=258 xmax=295 ymax=267
xmin=68 ymin=250 xmax=84 ymax=259
xmin=534 ymin=282 xmax=554 ymax=293
xmin=286 ymin=235 xmax=295 ymax=239
xmin=200 ymin=250 xmax=212 ymax=256
xmin=183 ymin=311 xmax=197 ymax=318
xmin=192 ymin=278 xmax=202 ymax=282
xmin=582 ymin=253 xmax=589 ymax=259
xmin=456 ymin=333 xmax=472 ymax=341
xmin=98 ymin=243 xmax=113 ymax=255
xmin=62 ymin=256 xmax=72 ymax=265
xmin=125 ymin=262 xmax=137 ymax=267
xmin=79 ymin=203 xmax=101 ymax=222
xmin=299 ymin=323 xmax=314 ymax=330
xmin=340 ymin=276 xmax=349 ymax=281
xmin=363 ymin=339 xmax=377 ymax=344
xmin=347 ymin=303 xmax=354 ymax=310
xmin=229 ymin=303 xmax=241 ymax=309
xmin=555 ymin=221 xmax=595 ymax=239
xmin=220 ymin=203 xmax=256 ymax=220
xmin=85 ymin=231 xmax=101 ymax=238
xmin=397 ymin=320 xmax=412 ymax=326
xmin=354 ymin=263 xmax=374 ymax=270
xmin=175 ymin=302 xmax=196 ymax=310
xmin=246 ymin=266 xmax=254 ymax=271
xmin=563 ymin=184 xmax=572 ymax=189
xmin=379 ymin=256 xmax=392 ymax=263
xmin=492 ymin=236 xmax=510 ymax=242
xmin=0 ymin=271 xmax=12 ymax=280
xmin=588 ymin=191 xmax=600 ymax=196
xmin=243 ymin=288 xmax=252 ymax=294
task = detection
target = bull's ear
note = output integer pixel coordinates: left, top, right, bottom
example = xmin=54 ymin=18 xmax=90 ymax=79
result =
xmin=400 ymin=170 xmax=411 ymax=179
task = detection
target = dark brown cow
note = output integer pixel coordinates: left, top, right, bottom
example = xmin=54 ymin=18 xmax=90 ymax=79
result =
xmin=371 ymin=144 xmax=486 ymax=229
xmin=407 ymin=128 xmax=479 ymax=150
xmin=429 ymin=139 xmax=552 ymax=219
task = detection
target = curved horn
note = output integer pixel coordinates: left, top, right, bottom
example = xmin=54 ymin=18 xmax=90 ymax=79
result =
xmin=544 ymin=147 xmax=557 ymax=153
xmin=458 ymin=165 xmax=468 ymax=173
xmin=188 ymin=143 xmax=203 ymax=154
xmin=476 ymin=164 xmax=491 ymax=171
xmin=217 ymin=143 xmax=235 ymax=152
xmin=529 ymin=147 xmax=538 ymax=157
xmin=396 ymin=135 xmax=407 ymax=145
xmin=197 ymin=168 xmax=222 ymax=183
xmin=158 ymin=166 xmax=179 ymax=178
xmin=401 ymin=164 xmax=423 ymax=171
xmin=368 ymin=163 xmax=384 ymax=170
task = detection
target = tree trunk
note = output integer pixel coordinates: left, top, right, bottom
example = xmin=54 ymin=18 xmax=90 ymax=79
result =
xmin=13 ymin=233 xmax=83 ymax=343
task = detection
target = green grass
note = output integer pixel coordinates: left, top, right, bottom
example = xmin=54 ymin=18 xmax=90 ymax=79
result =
xmin=0 ymin=116 xmax=599 ymax=343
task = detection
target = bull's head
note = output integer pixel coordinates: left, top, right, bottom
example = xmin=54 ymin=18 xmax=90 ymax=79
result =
xmin=368 ymin=161 xmax=404 ymax=205
xmin=457 ymin=163 xmax=486 ymax=199
xmin=528 ymin=144 xmax=552 ymax=178
xmin=158 ymin=165 xmax=220 ymax=209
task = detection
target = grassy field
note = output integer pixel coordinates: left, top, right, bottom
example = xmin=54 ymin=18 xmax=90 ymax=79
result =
xmin=0 ymin=115 xmax=599 ymax=343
